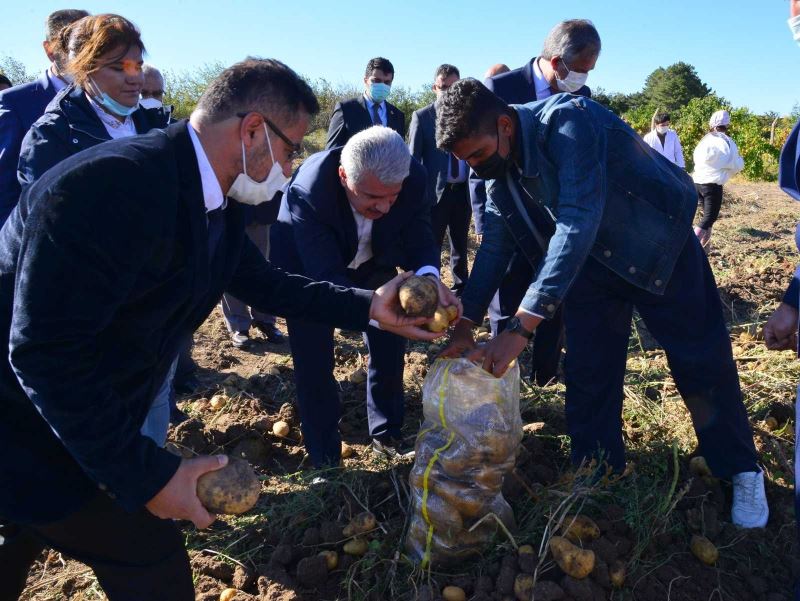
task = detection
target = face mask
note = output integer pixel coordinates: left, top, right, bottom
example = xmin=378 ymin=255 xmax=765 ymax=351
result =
xmin=368 ymin=82 xmax=391 ymax=104
xmin=656 ymin=125 xmax=669 ymax=134
xmin=228 ymin=123 xmax=289 ymax=206
xmin=139 ymin=97 xmax=163 ymax=110
xmin=88 ymin=78 xmax=138 ymax=117
xmin=789 ymin=14 xmax=800 ymax=45
xmin=472 ymin=125 xmax=512 ymax=180
xmin=555 ymin=59 xmax=589 ymax=93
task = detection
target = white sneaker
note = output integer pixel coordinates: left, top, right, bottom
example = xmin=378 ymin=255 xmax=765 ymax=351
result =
xmin=731 ymin=470 xmax=769 ymax=528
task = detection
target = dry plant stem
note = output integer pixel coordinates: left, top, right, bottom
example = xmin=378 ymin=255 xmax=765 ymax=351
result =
xmin=201 ymin=548 xmax=248 ymax=570
xmin=335 ymin=480 xmax=389 ymax=534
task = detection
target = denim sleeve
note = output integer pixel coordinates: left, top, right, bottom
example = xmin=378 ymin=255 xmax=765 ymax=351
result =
xmin=460 ymin=198 xmax=517 ymax=323
xmin=519 ymin=106 xmax=605 ymax=318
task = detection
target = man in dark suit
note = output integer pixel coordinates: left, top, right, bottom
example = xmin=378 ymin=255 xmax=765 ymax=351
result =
xmin=0 ymin=59 xmax=438 ymax=601
xmin=325 ymin=57 xmax=406 ymax=149
xmin=0 ymin=8 xmax=89 ymax=225
xmin=469 ymin=19 xmax=601 ymax=386
xmin=409 ymin=64 xmax=472 ymax=295
xmin=271 ymin=126 xmax=457 ymax=467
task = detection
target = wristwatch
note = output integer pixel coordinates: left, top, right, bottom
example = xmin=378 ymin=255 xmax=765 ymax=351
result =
xmin=506 ymin=316 xmax=534 ymax=339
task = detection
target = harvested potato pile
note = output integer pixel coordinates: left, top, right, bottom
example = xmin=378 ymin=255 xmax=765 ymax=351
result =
xmin=196 ymin=456 xmax=261 ymax=514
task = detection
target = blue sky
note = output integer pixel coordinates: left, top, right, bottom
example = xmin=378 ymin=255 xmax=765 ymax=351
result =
xmin=1 ymin=0 xmax=797 ymax=115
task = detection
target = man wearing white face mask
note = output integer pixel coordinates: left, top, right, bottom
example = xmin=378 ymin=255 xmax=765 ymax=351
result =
xmin=643 ymin=113 xmax=686 ymax=168
xmin=139 ymin=63 xmax=173 ymax=122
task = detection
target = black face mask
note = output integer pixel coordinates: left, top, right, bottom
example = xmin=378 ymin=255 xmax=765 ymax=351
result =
xmin=472 ymin=124 xmax=512 ymax=180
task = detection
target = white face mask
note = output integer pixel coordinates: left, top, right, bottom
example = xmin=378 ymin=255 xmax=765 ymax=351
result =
xmin=789 ymin=14 xmax=800 ymax=45
xmin=139 ymin=97 xmax=163 ymax=110
xmin=555 ymin=59 xmax=589 ymax=93
xmin=228 ymin=123 xmax=290 ymax=206
xmin=656 ymin=125 xmax=669 ymax=134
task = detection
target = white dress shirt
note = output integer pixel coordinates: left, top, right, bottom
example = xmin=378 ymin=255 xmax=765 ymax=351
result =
xmin=47 ymin=68 xmax=69 ymax=94
xmin=364 ymin=95 xmax=387 ymax=126
xmin=87 ymin=95 xmax=137 ymax=140
xmin=187 ymin=122 xmax=226 ymax=212
xmin=532 ymin=59 xmax=553 ymax=100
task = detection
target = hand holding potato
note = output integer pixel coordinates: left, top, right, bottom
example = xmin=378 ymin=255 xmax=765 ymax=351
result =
xmin=369 ymin=272 xmax=441 ymax=341
xmin=145 ymin=454 xmax=228 ymax=529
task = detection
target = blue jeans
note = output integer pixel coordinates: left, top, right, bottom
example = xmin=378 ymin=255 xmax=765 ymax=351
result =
xmin=140 ymin=357 xmax=178 ymax=447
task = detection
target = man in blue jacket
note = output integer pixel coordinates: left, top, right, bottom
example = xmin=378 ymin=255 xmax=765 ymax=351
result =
xmin=271 ymin=126 xmax=456 ymax=466
xmin=439 ymin=78 xmax=768 ymax=529
xmin=0 ymin=8 xmax=88 ymax=224
xmin=0 ymin=59 xmax=438 ymax=601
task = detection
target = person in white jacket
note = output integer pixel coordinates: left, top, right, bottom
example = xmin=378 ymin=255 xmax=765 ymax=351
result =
xmin=643 ymin=113 xmax=685 ymax=168
xmin=691 ymin=110 xmax=744 ymax=247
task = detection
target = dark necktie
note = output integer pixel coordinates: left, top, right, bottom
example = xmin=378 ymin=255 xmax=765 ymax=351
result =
xmin=450 ymin=154 xmax=460 ymax=180
xmin=371 ymin=104 xmax=382 ymax=126
xmin=207 ymin=207 xmax=225 ymax=263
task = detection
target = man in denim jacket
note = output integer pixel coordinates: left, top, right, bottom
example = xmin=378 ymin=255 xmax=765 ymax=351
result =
xmin=439 ymin=78 xmax=768 ymax=529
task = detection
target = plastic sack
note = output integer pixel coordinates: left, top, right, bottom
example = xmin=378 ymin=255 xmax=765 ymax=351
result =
xmin=405 ymin=358 xmax=522 ymax=567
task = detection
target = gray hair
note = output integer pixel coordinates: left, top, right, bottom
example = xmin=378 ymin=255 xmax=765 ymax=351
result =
xmin=540 ymin=19 xmax=601 ymax=64
xmin=341 ymin=126 xmax=411 ymax=186
xmin=142 ymin=63 xmax=164 ymax=86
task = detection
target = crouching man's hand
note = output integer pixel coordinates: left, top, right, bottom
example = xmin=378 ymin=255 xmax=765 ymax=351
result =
xmin=146 ymin=454 xmax=228 ymax=528
xmin=764 ymin=302 xmax=799 ymax=351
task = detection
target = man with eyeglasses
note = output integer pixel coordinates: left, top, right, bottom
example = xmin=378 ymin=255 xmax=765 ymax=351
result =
xmin=0 ymin=59 xmax=441 ymax=600
xmin=408 ymin=64 xmax=472 ymax=295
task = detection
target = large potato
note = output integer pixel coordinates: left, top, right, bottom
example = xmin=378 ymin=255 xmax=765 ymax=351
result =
xmin=690 ymin=535 xmax=718 ymax=565
xmin=549 ymin=536 xmax=595 ymax=579
xmin=561 ymin=515 xmax=601 ymax=544
xmin=196 ymin=456 xmax=260 ymax=514
xmin=398 ymin=276 xmax=439 ymax=318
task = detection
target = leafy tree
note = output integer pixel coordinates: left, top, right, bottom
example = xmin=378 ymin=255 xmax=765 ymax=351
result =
xmin=163 ymin=62 xmax=225 ymax=119
xmin=594 ymin=87 xmax=645 ymax=117
xmin=0 ymin=56 xmax=36 ymax=86
xmin=642 ymin=62 xmax=711 ymax=112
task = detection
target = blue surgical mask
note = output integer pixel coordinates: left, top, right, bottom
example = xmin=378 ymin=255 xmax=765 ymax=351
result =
xmin=789 ymin=14 xmax=800 ymax=45
xmin=368 ymin=82 xmax=391 ymax=104
xmin=88 ymin=78 xmax=138 ymax=117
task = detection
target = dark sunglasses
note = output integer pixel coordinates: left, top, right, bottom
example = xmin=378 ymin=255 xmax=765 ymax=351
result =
xmin=237 ymin=112 xmax=303 ymax=161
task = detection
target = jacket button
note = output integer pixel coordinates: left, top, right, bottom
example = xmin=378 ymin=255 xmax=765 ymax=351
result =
xmin=655 ymin=279 xmax=663 ymax=287
xmin=603 ymin=250 xmax=612 ymax=258
xmin=72 ymin=138 xmax=79 ymax=144
xmin=628 ymin=266 xmax=636 ymax=274
xmin=546 ymin=304 xmax=556 ymax=313
xmin=98 ymin=483 xmax=107 ymax=491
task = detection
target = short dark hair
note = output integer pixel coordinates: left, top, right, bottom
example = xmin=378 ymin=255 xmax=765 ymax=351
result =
xmin=364 ymin=57 xmax=394 ymax=78
xmin=655 ymin=112 xmax=671 ymax=125
xmin=435 ymin=78 xmax=510 ymax=151
xmin=46 ymin=9 xmax=89 ymax=42
xmin=0 ymin=74 xmax=12 ymax=88
xmin=196 ymin=58 xmax=320 ymax=125
xmin=434 ymin=64 xmax=460 ymax=81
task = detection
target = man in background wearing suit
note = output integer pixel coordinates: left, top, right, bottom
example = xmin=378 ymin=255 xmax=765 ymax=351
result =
xmin=325 ymin=57 xmax=406 ymax=149
xmin=409 ymin=64 xmax=471 ymax=294
xmin=0 ymin=8 xmax=89 ymax=225
xmin=0 ymin=59 xmax=438 ymax=601
xmin=469 ymin=19 xmax=601 ymax=386
xmin=272 ymin=126 xmax=458 ymax=467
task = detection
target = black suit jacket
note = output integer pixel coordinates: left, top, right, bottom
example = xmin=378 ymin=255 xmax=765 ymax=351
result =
xmin=325 ymin=96 xmax=406 ymax=150
xmin=0 ymin=121 xmax=372 ymax=523
xmin=270 ymin=147 xmax=438 ymax=285
xmin=408 ymin=102 xmax=453 ymax=207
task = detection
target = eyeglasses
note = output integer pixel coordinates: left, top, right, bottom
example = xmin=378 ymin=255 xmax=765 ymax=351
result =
xmin=237 ymin=111 xmax=303 ymax=161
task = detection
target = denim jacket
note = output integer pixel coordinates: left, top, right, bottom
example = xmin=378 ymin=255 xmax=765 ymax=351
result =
xmin=461 ymin=93 xmax=697 ymax=323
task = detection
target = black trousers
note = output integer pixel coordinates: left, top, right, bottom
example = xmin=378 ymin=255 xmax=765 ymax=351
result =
xmin=695 ymin=182 xmax=723 ymax=230
xmin=431 ymin=182 xmax=471 ymax=293
xmin=0 ymin=492 xmax=194 ymax=601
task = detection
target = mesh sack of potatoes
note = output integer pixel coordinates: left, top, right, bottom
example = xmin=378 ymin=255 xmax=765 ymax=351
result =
xmin=405 ymin=358 xmax=522 ymax=567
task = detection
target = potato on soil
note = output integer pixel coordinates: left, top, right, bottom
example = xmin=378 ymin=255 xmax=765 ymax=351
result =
xmin=689 ymin=456 xmax=712 ymax=477
xmin=690 ymin=535 xmax=718 ymax=565
xmin=609 ymin=560 xmax=626 ymax=588
xmin=342 ymin=511 xmax=377 ymax=537
xmin=272 ymin=420 xmax=290 ymax=438
xmin=562 ymin=514 xmax=601 ymax=543
xmin=318 ymin=550 xmax=338 ymax=570
xmin=343 ymin=538 xmax=369 ymax=556
xmin=196 ymin=456 xmax=260 ymax=514
xmin=398 ymin=275 xmax=439 ymax=317
xmin=442 ymin=585 xmax=466 ymax=601
xmin=549 ymin=536 xmax=595 ymax=579
xmin=209 ymin=394 xmax=227 ymax=411
xmin=513 ymin=573 xmax=534 ymax=600
xmin=219 ymin=589 xmax=238 ymax=601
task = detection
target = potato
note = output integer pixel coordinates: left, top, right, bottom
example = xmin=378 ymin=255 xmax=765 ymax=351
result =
xmin=196 ymin=456 xmax=260 ymax=514
xmin=272 ymin=420 xmax=290 ymax=438
xmin=561 ymin=515 xmax=601 ymax=544
xmin=318 ymin=550 xmax=338 ymax=570
xmin=398 ymin=275 xmax=439 ymax=317
xmin=765 ymin=416 xmax=779 ymax=431
xmin=341 ymin=442 xmax=355 ymax=459
xmin=689 ymin=456 xmax=712 ymax=477
xmin=348 ymin=367 xmax=367 ymax=384
xmin=445 ymin=305 xmax=458 ymax=322
xmin=513 ymin=573 xmax=534 ymax=601
xmin=428 ymin=306 xmax=451 ymax=333
xmin=442 ymin=585 xmax=466 ymax=601
xmin=549 ymin=536 xmax=595 ymax=579
xmin=219 ymin=589 xmax=238 ymax=601
xmin=343 ymin=538 xmax=369 ymax=556
xmin=690 ymin=534 xmax=718 ymax=565
xmin=609 ymin=560 xmax=626 ymax=588
xmin=209 ymin=394 xmax=227 ymax=411
xmin=343 ymin=512 xmax=376 ymax=537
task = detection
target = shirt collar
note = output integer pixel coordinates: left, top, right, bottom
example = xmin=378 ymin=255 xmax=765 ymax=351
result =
xmin=364 ymin=94 xmax=385 ymax=111
xmin=532 ymin=58 xmax=553 ymax=99
xmin=47 ymin=68 xmax=69 ymax=93
xmin=187 ymin=122 xmax=226 ymax=212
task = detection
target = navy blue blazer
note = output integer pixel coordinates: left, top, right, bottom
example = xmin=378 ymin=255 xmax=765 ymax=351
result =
xmin=0 ymin=121 xmax=373 ymax=524
xmin=270 ymin=147 xmax=438 ymax=287
xmin=469 ymin=58 xmax=591 ymax=233
xmin=325 ymin=96 xmax=406 ymax=150
xmin=0 ymin=72 xmax=58 ymax=225
xmin=408 ymin=102 xmax=455 ymax=207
